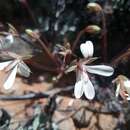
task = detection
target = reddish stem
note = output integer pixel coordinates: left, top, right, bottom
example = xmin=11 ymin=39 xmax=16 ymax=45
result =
xmin=19 ymin=0 xmax=38 ymax=26
xmin=67 ymin=29 xmax=85 ymax=63
xmin=101 ymin=11 xmax=107 ymax=62
xmin=37 ymin=38 xmax=60 ymax=67
xmin=72 ymin=29 xmax=85 ymax=52
xmin=30 ymin=61 xmax=60 ymax=73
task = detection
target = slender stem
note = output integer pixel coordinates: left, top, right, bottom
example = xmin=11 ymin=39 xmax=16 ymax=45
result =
xmin=0 ymin=86 xmax=74 ymax=100
xmin=101 ymin=11 xmax=108 ymax=62
xmin=55 ymin=54 xmax=67 ymax=81
xmin=37 ymin=38 xmax=60 ymax=67
xmin=20 ymin=0 xmax=38 ymax=26
xmin=30 ymin=61 xmax=60 ymax=73
xmin=0 ymin=93 xmax=49 ymax=100
xmin=19 ymin=0 xmax=51 ymax=46
xmin=67 ymin=29 xmax=85 ymax=63
xmin=110 ymin=47 xmax=130 ymax=66
xmin=72 ymin=29 xmax=85 ymax=52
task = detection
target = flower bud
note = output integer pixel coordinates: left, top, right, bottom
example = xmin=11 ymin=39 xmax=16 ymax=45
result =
xmin=85 ymin=25 xmax=101 ymax=34
xmin=87 ymin=3 xmax=102 ymax=13
xmin=25 ymin=29 xmax=39 ymax=39
xmin=25 ymin=29 xmax=34 ymax=36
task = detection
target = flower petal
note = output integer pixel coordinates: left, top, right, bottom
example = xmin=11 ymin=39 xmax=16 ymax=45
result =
xmin=18 ymin=61 xmax=31 ymax=77
xmin=115 ymin=84 xmax=120 ymax=97
xmin=3 ymin=65 xmax=18 ymax=90
xmin=87 ymin=41 xmax=94 ymax=57
xmin=5 ymin=35 xmax=14 ymax=43
xmin=5 ymin=59 xmax=19 ymax=72
xmin=0 ymin=61 xmax=12 ymax=70
xmin=80 ymin=43 xmax=89 ymax=58
xmin=85 ymin=65 xmax=114 ymax=76
xmin=124 ymin=80 xmax=130 ymax=95
xmin=74 ymin=80 xmax=84 ymax=98
xmin=80 ymin=41 xmax=93 ymax=58
xmin=83 ymin=79 xmax=95 ymax=100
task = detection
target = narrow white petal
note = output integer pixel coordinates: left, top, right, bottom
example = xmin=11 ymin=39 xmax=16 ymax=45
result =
xmin=80 ymin=43 xmax=89 ymax=58
xmin=5 ymin=60 xmax=19 ymax=72
xmin=18 ymin=61 xmax=31 ymax=77
xmin=74 ymin=80 xmax=84 ymax=98
xmin=85 ymin=65 xmax=114 ymax=76
xmin=86 ymin=41 xmax=94 ymax=57
xmin=0 ymin=61 xmax=12 ymax=70
xmin=83 ymin=79 xmax=95 ymax=100
xmin=3 ymin=65 xmax=18 ymax=90
xmin=115 ymin=84 xmax=120 ymax=97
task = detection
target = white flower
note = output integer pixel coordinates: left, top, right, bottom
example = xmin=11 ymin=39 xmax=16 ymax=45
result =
xmin=113 ymin=75 xmax=130 ymax=100
xmin=74 ymin=41 xmax=114 ymax=100
xmin=116 ymin=79 xmax=130 ymax=100
xmin=0 ymin=56 xmax=31 ymax=90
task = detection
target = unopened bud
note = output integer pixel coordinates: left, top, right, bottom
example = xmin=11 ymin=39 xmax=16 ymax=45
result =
xmin=87 ymin=3 xmax=102 ymax=12
xmin=25 ymin=29 xmax=39 ymax=39
xmin=26 ymin=29 xmax=33 ymax=36
xmin=85 ymin=25 xmax=101 ymax=34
